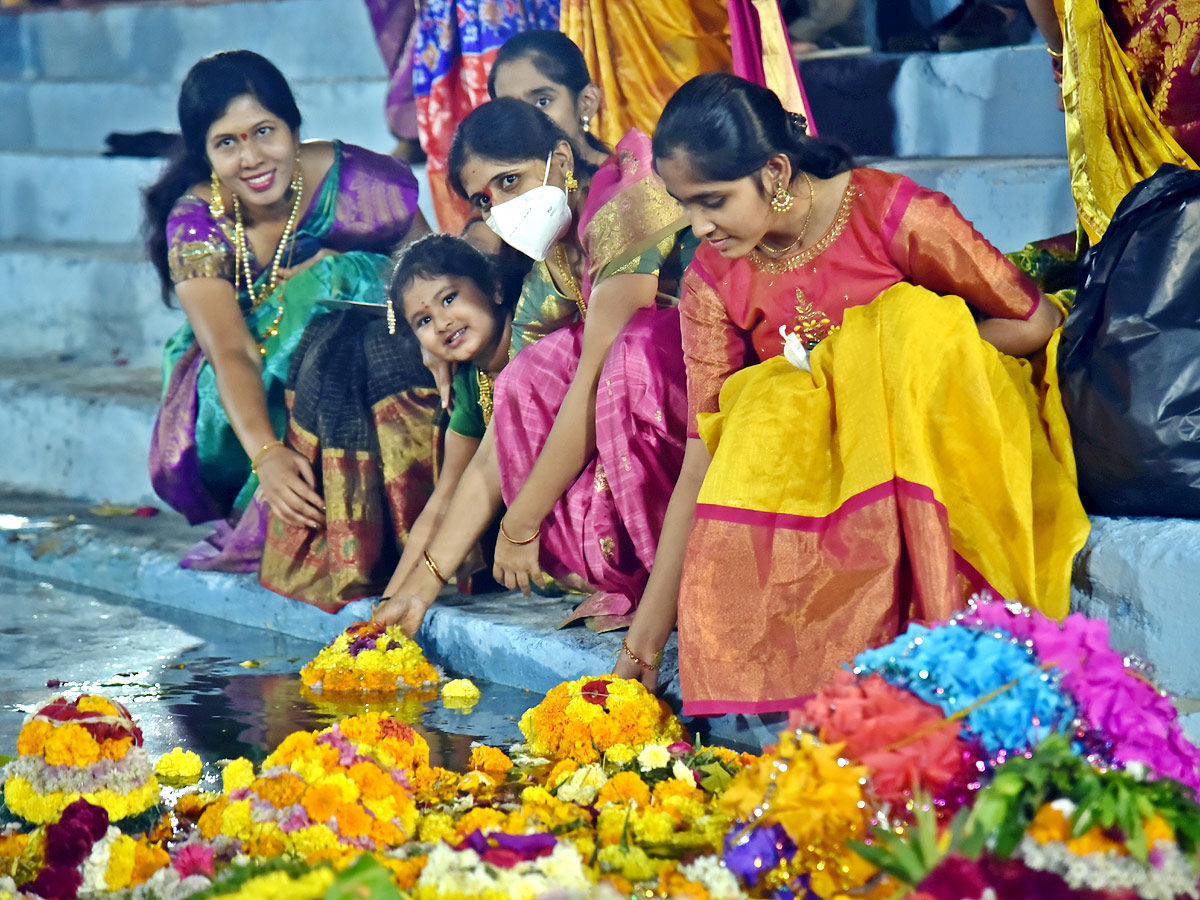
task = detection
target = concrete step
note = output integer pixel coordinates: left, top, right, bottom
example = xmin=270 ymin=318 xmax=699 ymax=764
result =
xmin=0 ymin=241 xmax=179 ymax=365
xmin=0 ymin=77 xmax=394 ymax=154
xmin=874 ymin=155 xmax=1075 ymax=251
xmin=0 ymin=151 xmax=437 ymax=246
xmin=801 ymin=43 xmax=1067 ymax=159
xmin=0 ymin=358 xmax=160 ymax=505
xmin=0 ymin=0 xmax=386 ymax=84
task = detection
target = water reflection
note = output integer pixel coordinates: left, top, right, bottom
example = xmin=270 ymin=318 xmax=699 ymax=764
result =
xmin=0 ymin=572 xmax=530 ymax=778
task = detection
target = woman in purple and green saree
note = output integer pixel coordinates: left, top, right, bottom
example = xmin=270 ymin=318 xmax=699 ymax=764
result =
xmin=144 ymin=51 xmax=438 ymax=609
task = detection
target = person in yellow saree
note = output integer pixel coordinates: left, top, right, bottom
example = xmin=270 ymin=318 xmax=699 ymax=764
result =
xmin=1025 ymin=0 xmax=1199 ymax=244
xmin=619 ymin=73 xmax=1089 ymax=715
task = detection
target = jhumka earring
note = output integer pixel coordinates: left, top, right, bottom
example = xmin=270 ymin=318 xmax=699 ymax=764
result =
xmin=581 ymin=115 xmax=591 ymax=134
xmin=386 ymin=298 xmax=397 ymax=335
xmin=770 ymin=181 xmax=795 ymax=214
xmin=209 ymin=170 xmax=225 ymax=219
xmin=564 ymin=169 xmax=579 ymax=193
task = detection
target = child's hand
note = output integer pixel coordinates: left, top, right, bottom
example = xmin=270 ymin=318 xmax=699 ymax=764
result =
xmin=493 ymin=517 xmax=546 ymax=597
xmin=420 ymin=345 xmax=454 ymax=410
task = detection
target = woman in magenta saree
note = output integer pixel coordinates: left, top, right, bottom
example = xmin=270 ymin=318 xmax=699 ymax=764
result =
xmin=377 ymin=98 xmax=695 ymax=635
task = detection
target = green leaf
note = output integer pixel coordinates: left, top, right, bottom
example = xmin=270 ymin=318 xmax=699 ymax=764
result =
xmin=325 ymin=855 xmax=406 ymax=900
xmin=698 ymin=761 xmax=733 ymax=794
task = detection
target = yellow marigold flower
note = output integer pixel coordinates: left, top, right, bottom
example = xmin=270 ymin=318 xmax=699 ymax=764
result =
xmin=604 ymin=744 xmax=636 ymax=769
xmin=77 ymin=695 xmax=118 ymax=716
xmin=597 ymin=771 xmax=651 ymax=809
xmin=631 ymin=808 xmax=677 ymax=844
xmin=547 ymin=759 xmax=579 ymax=788
xmin=198 ymin=797 xmax=229 ymax=840
xmin=252 ymin=773 xmax=307 ymax=808
xmin=597 ymin=806 xmax=628 ymax=847
xmin=220 ymin=799 xmax=254 ymax=838
xmin=1068 ymin=825 xmax=1127 ymax=856
xmin=3 ymin=774 xmax=159 ymax=824
xmin=155 ymin=747 xmax=202 ymax=784
xmin=104 ymin=834 xmax=138 ymax=890
xmin=1027 ymin=804 xmax=1071 ymax=844
xmin=243 ymin=829 xmax=286 ymax=859
xmin=205 ymin=866 xmax=335 ymax=900
xmin=43 ymin=723 xmax=101 ymax=767
xmin=455 ymin=806 xmax=508 ymax=836
xmin=285 ymin=824 xmax=340 ymax=863
xmin=597 ymin=844 xmax=664 ymax=882
xmin=266 ymin=731 xmax=318 ymax=766
xmin=222 ymin=757 xmax=256 ymax=793
xmin=653 ymin=778 xmax=705 ymax=807
xmin=419 ymin=811 xmax=457 ymax=843
xmin=381 ymin=855 xmax=427 ymax=891
xmin=442 ymin=678 xmax=481 ymax=709
xmin=458 ymin=770 xmax=495 ymax=794
xmin=467 ymin=745 xmax=513 ymax=776
xmin=16 ymin=720 xmax=54 ymax=757
xmin=1145 ymin=813 xmax=1175 ymax=845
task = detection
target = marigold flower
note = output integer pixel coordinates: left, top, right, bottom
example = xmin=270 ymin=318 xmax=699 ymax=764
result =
xmin=76 ymin=696 xmax=118 ymax=717
xmin=301 ymin=783 xmax=344 ymax=824
xmin=467 ymin=745 xmax=513 ymax=776
xmin=597 ymin=771 xmax=651 ymax=809
xmin=221 ymin=757 xmax=256 ymax=793
xmin=42 ymin=723 xmax=101 ymax=767
xmin=154 ymin=747 xmax=201 ymax=783
xmin=455 ymin=806 xmax=507 ymax=836
xmin=16 ymin=720 xmax=54 ymax=756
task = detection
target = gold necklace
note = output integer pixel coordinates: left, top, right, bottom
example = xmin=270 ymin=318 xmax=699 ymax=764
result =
xmin=757 ymin=172 xmax=815 ymax=256
xmin=232 ymin=170 xmax=304 ymax=354
xmin=552 ymin=243 xmax=586 ymax=319
xmin=476 ymin=368 xmax=494 ymax=425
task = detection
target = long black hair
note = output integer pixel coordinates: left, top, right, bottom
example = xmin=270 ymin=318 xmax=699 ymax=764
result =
xmin=652 ymin=72 xmax=850 ymax=186
xmin=487 ymin=29 xmax=609 ymax=157
xmin=143 ymin=50 xmax=302 ymax=304
xmin=447 ymin=97 xmax=599 ymax=202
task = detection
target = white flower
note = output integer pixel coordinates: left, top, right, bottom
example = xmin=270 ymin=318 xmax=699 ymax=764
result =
xmin=80 ymin=825 xmax=119 ymax=892
xmin=679 ymin=855 xmax=746 ymax=899
xmin=556 ymin=764 xmax=608 ymax=805
xmin=672 ymin=759 xmax=697 ymax=784
xmin=637 ymin=744 xmax=671 ymax=772
xmin=779 ymin=325 xmax=810 ymax=371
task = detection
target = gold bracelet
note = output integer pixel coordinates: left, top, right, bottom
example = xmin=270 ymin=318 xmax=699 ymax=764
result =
xmin=422 ymin=550 xmax=448 ymax=586
xmin=621 ymin=638 xmax=662 ymax=672
xmin=1046 ymin=46 xmax=1064 ymax=59
xmin=251 ymin=439 xmax=285 ymax=474
xmin=499 ymin=520 xmax=541 ymax=545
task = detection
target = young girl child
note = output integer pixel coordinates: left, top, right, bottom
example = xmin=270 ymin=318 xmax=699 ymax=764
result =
xmin=382 ymin=234 xmax=515 ymax=592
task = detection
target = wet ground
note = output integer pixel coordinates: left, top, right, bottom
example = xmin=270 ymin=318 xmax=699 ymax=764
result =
xmin=0 ymin=569 xmax=536 ymax=788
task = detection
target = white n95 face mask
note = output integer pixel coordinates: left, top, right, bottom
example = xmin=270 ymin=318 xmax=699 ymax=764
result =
xmin=485 ymin=153 xmax=573 ymax=261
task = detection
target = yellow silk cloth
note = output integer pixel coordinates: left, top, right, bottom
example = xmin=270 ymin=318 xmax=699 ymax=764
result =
xmin=1060 ymin=0 xmax=1197 ymax=243
xmin=560 ymin=0 xmax=733 ymax=150
xmin=679 ymin=286 xmax=1090 ymax=714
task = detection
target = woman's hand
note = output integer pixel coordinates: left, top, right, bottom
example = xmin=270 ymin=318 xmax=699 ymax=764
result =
xmin=255 ymin=445 xmax=325 ymax=529
xmin=377 ymin=565 xmax=442 ymax=636
xmin=421 ymin=345 xmax=454 ymax=410
xmin=278 ymin=248 xmax=339 ymax=281
xmin=612 ymin=639 xmax=661 ymax=691
xmin=493 ymin=519 xmax=546 ymax=596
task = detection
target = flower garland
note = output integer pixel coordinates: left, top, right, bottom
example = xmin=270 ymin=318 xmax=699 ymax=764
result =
xmin=300 ymin=621 xmax=439 ymax=693
xmin=518 ymin=676 xmax=686 ymax=764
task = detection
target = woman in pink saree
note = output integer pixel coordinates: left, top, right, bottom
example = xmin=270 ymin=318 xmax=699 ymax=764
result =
xmin=377 ymin=97 xmax=696 ymax=635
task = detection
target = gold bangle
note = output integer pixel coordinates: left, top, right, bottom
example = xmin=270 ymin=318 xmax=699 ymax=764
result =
xmin=1046 ymin=46 xmax=1064 ymax=59
xmin=499 ymin=520 xmax=541 ymax=545
xmin=621 ymin=638 xmax=662 ymax=672
xmin=251 ymin=439 xmax=285 ymax=474
xmin=422 ymin=550 xmax=448 ymax=586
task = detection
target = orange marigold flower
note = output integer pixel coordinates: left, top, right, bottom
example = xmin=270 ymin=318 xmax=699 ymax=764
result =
xmin=653 ymin=778 xmax=705 ymax=807
xmin=455 ymin=806 xmax=508 ymax=836
xmin=100 ymin=736 xmax=134 ymax=762
xmin=467 ymin=746 xmax=513 ymax=776
xmin=130 ymin=843 xmax=169 ymax=886
xmin=243 ymin=830 xmax=286 ymax=858
xmin=43 ymin=723 xmax=102 ymax=767
xmin=658 ymin=870 xmax=712 ymax=900
xmin=301 ymin=783 xmax=344 ymax=824
xmin=174 ymin=792 xmax=214 ymax=823
xmin=16 ymin=720 xmax=54 ymax=757
xmin=380 ymin=855 xmax=427 ymax=890
xmin=598 ymin=771 xmax=651 ymax=808
xmin=252 ymin=773 xmax=307 ymax=808
xmin=347 ymin=762 xmax=397 ymax=802
xmin=334 ymin=803 xmax=374 ymax=840
xmin=197 ymin=797 xmax=229 ymax=840
xmin=1027 ymin=804 xmax=1071 ymax=844
xmin=547 ymin=759 xmax=579 ymax=788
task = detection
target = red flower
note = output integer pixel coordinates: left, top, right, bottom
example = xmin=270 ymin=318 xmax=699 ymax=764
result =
xmin=581 ymin=679 xmax=610 ymax=707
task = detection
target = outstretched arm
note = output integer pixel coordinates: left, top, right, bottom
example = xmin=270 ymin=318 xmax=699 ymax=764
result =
xmin=492 ymin=272 xmax=659 ymax=595
xmin=613 ymin=438 xmax=711 ymax=688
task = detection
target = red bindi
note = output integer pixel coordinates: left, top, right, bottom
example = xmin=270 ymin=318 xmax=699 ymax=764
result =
xmin=240 ymin=133 xmax=248 ymax=141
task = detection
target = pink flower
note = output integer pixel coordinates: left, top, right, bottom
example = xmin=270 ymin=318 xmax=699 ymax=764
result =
xmin=171 ymin=844 xmax=214 ymax=879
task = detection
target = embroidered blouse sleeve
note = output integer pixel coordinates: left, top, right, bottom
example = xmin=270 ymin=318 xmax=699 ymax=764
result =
xmin=680 ymin=264 xmax=752 ymax=438
xmin=166 ymin=195 xmax=234 ymax=284
xmin=887 ymin=178 xmax=1041 ymax=320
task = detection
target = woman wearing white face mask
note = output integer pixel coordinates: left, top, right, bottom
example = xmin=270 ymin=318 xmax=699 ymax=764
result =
xmin=377 ymin=99 xmax=697 ymax=647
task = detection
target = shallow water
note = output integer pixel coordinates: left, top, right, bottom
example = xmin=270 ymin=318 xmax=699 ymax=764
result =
xmin=0 ymin=570 xmax=535 ymax=788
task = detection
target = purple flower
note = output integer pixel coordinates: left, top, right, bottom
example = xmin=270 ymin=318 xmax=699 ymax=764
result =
xmin=723 ymin=823 xmax=796 ymax=887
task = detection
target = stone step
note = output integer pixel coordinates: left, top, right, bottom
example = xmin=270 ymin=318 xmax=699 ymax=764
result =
xmin=0 ymin=152 xmax=437 ymax=245
xmin=0 ymin=241 xmax=179 ymax=365
xmin=801 ymin=43 xmax=1067 ymax=159
xmin=0 ymin=77 xmax=394 ymax=154
xmin=0 ymin=0 xmax=386 ymax=84
xmin=0 ymin=358 xmax=160 ymax=505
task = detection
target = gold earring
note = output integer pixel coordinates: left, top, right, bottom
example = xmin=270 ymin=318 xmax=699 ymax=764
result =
xmin=291 ymin=150 xmax=302 ymax=192
xmin=581 ymin=115 xmax=591 ymax=134
xmin=770 ymin=181 xmax=795 ymax=214
xmin=386 ymin=298 xmax=397 ymax=335
xmin=209 ymin=170 xmax=225 ymax=218
xmin=564 ymin=169 xmax=578 ymax=193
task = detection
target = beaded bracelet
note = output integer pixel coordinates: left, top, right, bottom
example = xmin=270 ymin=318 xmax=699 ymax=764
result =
xmin=621 ymin=638 xmax=662 ymax=672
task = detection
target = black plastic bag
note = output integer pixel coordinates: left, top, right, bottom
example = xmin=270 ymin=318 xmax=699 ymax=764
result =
xmin=1059 ymin=164 xmax=1200 ymax=518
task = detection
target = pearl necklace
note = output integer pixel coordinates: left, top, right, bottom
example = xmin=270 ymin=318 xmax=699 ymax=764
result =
xmin=232 ymin=170 xmax=304 ymax=355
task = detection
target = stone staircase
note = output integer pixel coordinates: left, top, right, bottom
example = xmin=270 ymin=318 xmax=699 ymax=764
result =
xmin=0 ymin=0 xmax=1196 ymax=713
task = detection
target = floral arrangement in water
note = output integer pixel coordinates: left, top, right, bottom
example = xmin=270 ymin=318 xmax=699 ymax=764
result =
xmin=299 ymin=621 xmax=439 ymax=693
xmin=3 ymin=695 xmax=160 ymax=824
xmin=518 ymin=675 xmax=687 ymax=764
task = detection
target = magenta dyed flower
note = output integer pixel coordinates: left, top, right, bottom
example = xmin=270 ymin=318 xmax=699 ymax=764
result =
xmin=171 ymin=843 xmax=215 ymax=879
xmin=23 ymin=865 xmax=83 ymax=900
